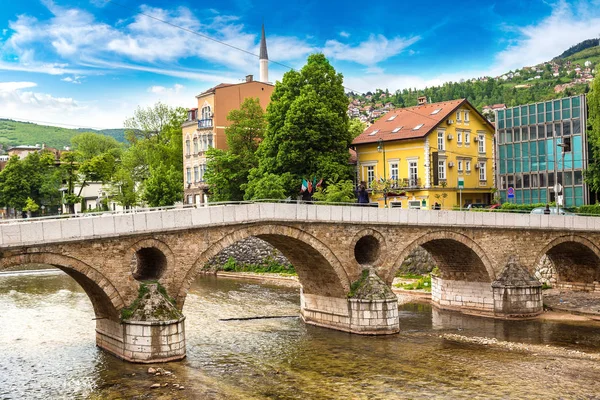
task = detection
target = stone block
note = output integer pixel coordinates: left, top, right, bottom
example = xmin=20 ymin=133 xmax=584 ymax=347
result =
xmin=209 ymin=207 xmax=224 ymax=224
xmin=42 ymin=220 xmax=63 ymax=242
xmin=350 ymin=206 xmax=362 ymax=222
xmin=234 ymin=205 xmax=249 ymax=222
xmin=173 ymin=209 xmax=192 ymax=228
xmin=20 ymin=222 xmax=44 ymax=244
xmin=79 ymin=218 xmax=94 ymax=237
xmin=93 ymin=217 xmax=115 ymax=236
xmin=376 ymin=208 xmax=388 ymax=223
xmin=191 ymin=207 xmax=211 ymax=225
xmin=132 ymin=213 xmax=147 ymax=232
xmin=417 ymin=209 xmax=431 ymax=225
xmin=481 ymin=212 xmax=495 ymax=227
xmin=114 ymin=214 xmax=135 ymax=234
xmin=316 ymin=206 xmax=331 ymax=221
xmin=246 ymin=204 xmax=260 ymax=221
xmin=145 ymin=212 xmax=162 ymax=231
xmin=223 ymin=206 xmax=236 ymax=223
xmin=572 ymin=216 xmax=587 ymax=230
xmin=259 ymin=203 xmax=275 ymax=220
xmin=407 ymin=210 xmax=418 ymax=224
xmin=161 ymin=211 xmax=176 ymax=229
xmin=341 ymin=206 xmax=351 ymax=222
xmin=367 ymin=207 xmax=378 ymax=222
xmin=330 ymin=206 xmax=343 ymax=222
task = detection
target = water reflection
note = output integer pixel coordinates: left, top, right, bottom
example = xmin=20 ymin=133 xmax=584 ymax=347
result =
xmin=1 ymin=270 xmax=600 ymax=399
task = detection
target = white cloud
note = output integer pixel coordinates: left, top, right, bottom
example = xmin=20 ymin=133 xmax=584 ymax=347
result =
xmin=0 ymin=81 xmax=37 ymax=92
xmin=61 ymin=75 xmax=83 ymax=84
xmin=490 ymin=1 xmax=600 ymax=75
xmin=148 ymin=83 xmax=184 ymax=94
xmin=339 ymin=31 xmax=350 ymax=38
xmin=324 ymin=34 xmax=420 ymax=66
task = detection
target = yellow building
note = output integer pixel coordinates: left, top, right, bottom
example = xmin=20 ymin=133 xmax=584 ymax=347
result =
xmin=352 ymin=97 xmax=496 ymax=209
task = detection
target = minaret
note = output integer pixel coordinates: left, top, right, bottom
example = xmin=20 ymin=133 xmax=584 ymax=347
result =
xmin=259 ymin=24 xmax=269 ymax=83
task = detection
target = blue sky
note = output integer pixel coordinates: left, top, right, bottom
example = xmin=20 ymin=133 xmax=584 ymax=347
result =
xmin=0 ymin=0 xmax=599 ymax=129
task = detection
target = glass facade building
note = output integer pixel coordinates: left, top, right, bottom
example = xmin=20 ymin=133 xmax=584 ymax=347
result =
xmin=495 ymin=94 xmax=588 ymax=207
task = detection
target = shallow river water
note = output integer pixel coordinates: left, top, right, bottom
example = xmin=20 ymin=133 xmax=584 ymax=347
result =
xmin=1 ymin=270 xmax=600 ymax=399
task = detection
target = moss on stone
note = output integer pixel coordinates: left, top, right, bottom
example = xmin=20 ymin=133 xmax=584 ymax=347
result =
xmin=348 ymin=269 xmax=396 ymax=300
xmin=120 ymin=282 xmax=182 ymax=322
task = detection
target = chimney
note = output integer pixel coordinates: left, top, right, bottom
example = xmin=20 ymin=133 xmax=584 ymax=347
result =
xmin=246 ymin=74 xmax=254 ymax=82
xmin=417 ymin=96 xmax=427 ymax=106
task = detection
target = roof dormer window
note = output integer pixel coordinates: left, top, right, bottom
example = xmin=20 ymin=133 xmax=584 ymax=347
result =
xmin=392 ymin=126 xmax=403 ymax=133
xmin=387 ymin=115 xmax=397 ymax=121
xmin=413 ymin=124 xmax=424 ymax=131
xmin=368 ymin=129 xmax=379 ymax=136
xmin=430 ymin=109 xmax=442 ymax=115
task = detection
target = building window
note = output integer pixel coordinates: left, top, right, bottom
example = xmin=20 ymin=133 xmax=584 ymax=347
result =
xmin=200 ymin=164 xmax=206 ymax=181
xmin=478 ymin=134 xmax=485 ymax=153
xmin=201 ymin=106 xmax=211 ymax=120
xmin=186 ymin=167 xmax=192 ymax=184
xmin=464 ymin=111 xmax=470 ymax=122
xmin=409 ymin=161 xmax=418 ymax=186
xmin=458 ymin=160 xmax=463 ymax=172
xmin=438 ymin=160 xmax=446 ymax=180
xmin=464 ymin=131 xmax=470 ymax=144
xmin=438 ymin=131 xmax=445 ymax=151
xmin=193 ymin=166 xmax=199 ymax=182
xmin=457 ymin=130 xmax=462 ymax=143
xmin=185 ymin=139 xmax=191 ymax=156
xmin=202 ymin=136 xmax=208 ymax=151
xmin=367 ymin=166 xmax=375 ymax=185
xmin=479 ymin=162 xmax=486 ymax=181
xmin=466 ymin=160 xmax=471 ymax=172
xmin=193 ymin=137 xmax=198 ymax=154
xmin=208 ymin=134 xmax=214 ymax=149
xmin=456 ymin=110 xmax=461 ymax=122
xmin=390 ymin=163 xmax=398 ymax=183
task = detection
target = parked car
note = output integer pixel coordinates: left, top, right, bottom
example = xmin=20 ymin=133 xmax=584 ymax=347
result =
xmin=464 ymin=203 xmax=488 ymax=210
xmin=530 ymin=207 xmax=575 ymax=215
xmin=487 ymin=204 xmax=502 ymax=210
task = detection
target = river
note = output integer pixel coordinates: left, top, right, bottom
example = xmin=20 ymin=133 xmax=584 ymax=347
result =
xmin=1 ymin=269 xmax=600 ymax=399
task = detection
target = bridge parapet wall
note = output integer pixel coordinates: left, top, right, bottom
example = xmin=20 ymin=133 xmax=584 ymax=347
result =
xmin=1 ymin=205 xmax=599 ymax=249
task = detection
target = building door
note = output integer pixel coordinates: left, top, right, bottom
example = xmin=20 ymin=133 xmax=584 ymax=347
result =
xmin=409 ymin=161 xmax=418 ymax=186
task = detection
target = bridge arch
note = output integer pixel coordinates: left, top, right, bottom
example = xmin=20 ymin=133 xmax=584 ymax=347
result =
xmin=386 ymin=230 xmax=495 ymax=284
xmin=0 ymin=252 xmax=123 ymax=321
xmin=124 ymin=238 xmax=176 ymax=283
xmin=175 ymin=224 xmax=350 ymax=308
xmin=534 ymin=235 xmax=600 ymax=285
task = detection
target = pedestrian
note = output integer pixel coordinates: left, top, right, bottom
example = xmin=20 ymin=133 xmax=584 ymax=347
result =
xmin=544 ymin=204 xmax=551 ymax=215
xmin=357 ymin=182 xmax=369 ymax=204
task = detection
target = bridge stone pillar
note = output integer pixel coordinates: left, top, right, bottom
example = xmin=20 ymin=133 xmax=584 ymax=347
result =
xmin=301 ymin=270 xmax=399 ymax=335
xmin=96 ymin=284 xmax=186 ymax=363
xmin=431 ymin=276 xmax=495 ymax=315
xmin=492 ymin=258 xmax=543 ymax=318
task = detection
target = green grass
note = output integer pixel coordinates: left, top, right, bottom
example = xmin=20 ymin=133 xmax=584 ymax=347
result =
xmin=221 ymin=257 xmax=296 ymax=275
xmin=565 ymin=45 xmax=600 ymax=66
xmin=393 ymin=274 xmax=432 ymax=292
xmin=0 ymin=119 xmax=126 ymax=149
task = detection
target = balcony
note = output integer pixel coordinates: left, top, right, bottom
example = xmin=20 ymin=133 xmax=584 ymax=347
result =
xmin=401 ymin=177 xmax=421 ymax=189
xmin=198 ymin=119 xmax=213 ymax=129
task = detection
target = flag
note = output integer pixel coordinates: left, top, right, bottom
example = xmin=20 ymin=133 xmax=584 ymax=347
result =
xmin=300 ymin=179 xmax=308 ymax=193
xmin=316 ymin=178 xmax=323 ymax=188
xmin=312 ymin=177 xmax=317 ymax=192
xmin=307 ymin=179 xmax=313 ymax=193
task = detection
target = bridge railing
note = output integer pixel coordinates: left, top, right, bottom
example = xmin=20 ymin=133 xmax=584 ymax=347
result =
xmin=0 ymin=199 xmax=598 ymax=226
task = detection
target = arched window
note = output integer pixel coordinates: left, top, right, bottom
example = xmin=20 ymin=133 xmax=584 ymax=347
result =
xmin=201 ymin=106 xmax=211 ymax=120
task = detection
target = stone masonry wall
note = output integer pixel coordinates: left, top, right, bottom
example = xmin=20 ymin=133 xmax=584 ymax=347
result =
xmin=431 ymin=276 xmax=494 ymax=313
xmin=203 ymin=236 xmax=291 ymax=271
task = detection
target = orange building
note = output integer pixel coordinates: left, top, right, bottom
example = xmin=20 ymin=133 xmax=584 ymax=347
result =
xmin=181 ymin=26 xmax=273 ymax=204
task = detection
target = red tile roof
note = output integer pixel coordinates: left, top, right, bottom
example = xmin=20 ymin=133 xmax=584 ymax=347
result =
xmin=352 ymin=99 xmax=466 ymax=145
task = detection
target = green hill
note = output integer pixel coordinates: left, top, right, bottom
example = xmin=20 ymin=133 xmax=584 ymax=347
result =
xmin=555 ymin=38 xmax=600 ymax=59
xmin=0 ymin=119 xmax=126 ymax=151
xmin=564 ymin=45 xmax=600 ymax=66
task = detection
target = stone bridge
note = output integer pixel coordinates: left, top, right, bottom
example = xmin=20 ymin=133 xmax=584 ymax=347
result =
xmin=1 ymin=203 xmax=599 ymax=363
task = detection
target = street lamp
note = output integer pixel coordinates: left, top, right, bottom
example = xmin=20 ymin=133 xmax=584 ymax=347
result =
xmin=555 ymin=140 xmax=568 ymax=215
xmin=377 ymin=138 xmax=388 ymax=206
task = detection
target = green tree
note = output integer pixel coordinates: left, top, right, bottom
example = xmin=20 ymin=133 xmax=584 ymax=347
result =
xmin=585 ymin=74 xmax=600 ymax=194
xmin=205 ymin=98 xmax=266 ymax=201
xmin=312 ymin=177 xmax=355 ymax=203
xmin=0 ymin=156 xmax=30 ymax=211
xmin=245 ymin=53 xmax=354 ymax=199
xmin=143 ymin=164 xmax=182 ymax=207
xmin=23 ymin=197 xmax=39 ymax=216
xmin=118 ymin=102 xmax=186 ymax=207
